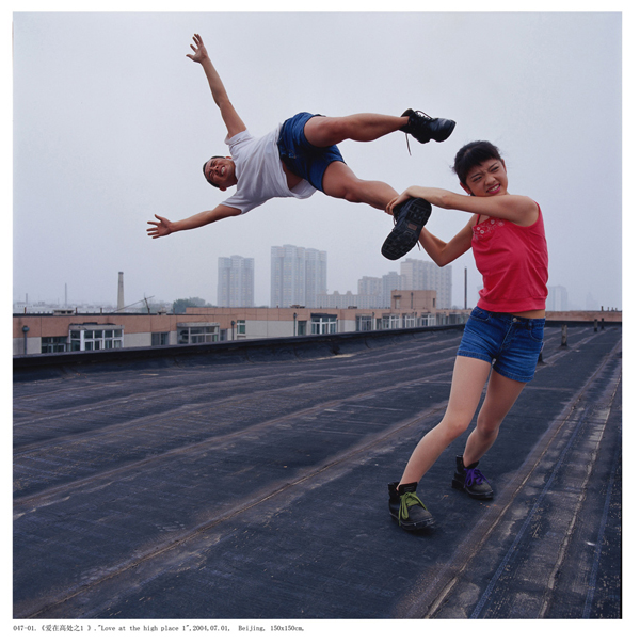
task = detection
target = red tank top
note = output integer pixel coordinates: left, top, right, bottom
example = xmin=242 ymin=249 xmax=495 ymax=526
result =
xmin=471 ymin=204 xmax=548 ymax=313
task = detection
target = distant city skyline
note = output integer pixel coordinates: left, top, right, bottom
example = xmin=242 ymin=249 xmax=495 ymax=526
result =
xmin=12 ymin=13 xmax=622 ymax=316
xmin=14 ymin=259 xmax=614 ymax=313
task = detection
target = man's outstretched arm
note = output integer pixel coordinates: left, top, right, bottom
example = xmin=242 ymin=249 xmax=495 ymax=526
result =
xmin=187 ymin=33 xmax=246 ymax=138
xmin=147 ymin=205 xmax=242 ymax=239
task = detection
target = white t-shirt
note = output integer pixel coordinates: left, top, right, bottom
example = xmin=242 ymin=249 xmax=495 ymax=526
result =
xmin=220 ymin=125 xmax=316 ymax=214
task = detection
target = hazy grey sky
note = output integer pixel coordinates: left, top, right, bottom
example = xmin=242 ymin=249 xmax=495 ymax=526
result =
xmin=12 ymin=10 xmax=623 ymax=310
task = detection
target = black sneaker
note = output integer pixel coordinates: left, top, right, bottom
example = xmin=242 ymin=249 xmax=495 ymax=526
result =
xmin=451 ymin=455 xmax=494 ymax=499
xmin=388 ymin=482 xmax=434 ymax=531
xmin=381 ymin=197 xmax=432 ymax=261
xmin=401 ymin=108 xmax=456 ymax=152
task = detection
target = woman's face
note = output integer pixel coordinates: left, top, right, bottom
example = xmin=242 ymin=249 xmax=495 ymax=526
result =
xmin=462 ymin=158 xmax=508 ymax=197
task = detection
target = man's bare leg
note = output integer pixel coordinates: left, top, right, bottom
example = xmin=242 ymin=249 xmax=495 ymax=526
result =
xmin=320 ymin=161 xmax=398 ymax=211
xmin=303 ymin=114 xmax=408 ymax=147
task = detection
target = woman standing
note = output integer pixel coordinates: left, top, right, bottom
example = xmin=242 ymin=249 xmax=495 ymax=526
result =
xmin=387 ymin=141 xmax=548 ymax=531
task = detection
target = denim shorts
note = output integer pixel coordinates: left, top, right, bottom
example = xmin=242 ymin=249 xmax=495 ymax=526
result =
xmin=457 ymin=306 xmax=545 ymax=383
xmin=276 ymin=112 xmax=345 ymax=192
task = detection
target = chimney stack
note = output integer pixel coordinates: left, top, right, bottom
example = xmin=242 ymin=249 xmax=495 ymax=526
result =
xmin=117 ymin=272 xmax=124 ymax=311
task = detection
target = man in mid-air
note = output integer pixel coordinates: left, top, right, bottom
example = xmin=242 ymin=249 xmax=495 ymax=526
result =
xmin=147 ymin=34 xmax=456 ymax=260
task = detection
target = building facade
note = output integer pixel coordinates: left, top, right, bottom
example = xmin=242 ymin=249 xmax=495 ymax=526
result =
xmin=357 ymin=276 xmax=383 ymax=297
xmin=13 ymin=290 xmax=470 ymax=356
xmin=316 ymin=289 xmax=408 ymax=311
xmin=218 ymin=255 xmax=255 ymax=308
xmin=270 ymin=245 xmax=326 ymax=308
xmin=547 ymin=285 xmax=568 ymax=312
xmin=13 ymin=312 xmax=224 ymax=356
xmin=381 ymin=271 xmax=404 ymax=308
xmin=400 ymin=258 xmax=453 ymax=309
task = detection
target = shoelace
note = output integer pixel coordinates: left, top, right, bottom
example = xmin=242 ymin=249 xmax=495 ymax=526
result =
xmin=399 ymin=491 xmax=427 ymax=524
xmin=464 ymin=467 xmax=488 ymax=487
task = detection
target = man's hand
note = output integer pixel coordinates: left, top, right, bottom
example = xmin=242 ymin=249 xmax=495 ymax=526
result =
xmin=186 ymin=33 xmax=208 ymax=64
xmin=147 ymin=214 xmax=174 ymax=239
xmin=185 ymin=33 xmax=246 ymax=138
xmin=146 ymin=207 xmax=241 ymax=239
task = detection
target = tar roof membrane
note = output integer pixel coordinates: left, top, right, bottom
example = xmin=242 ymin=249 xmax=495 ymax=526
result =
xmin=14 ymin=324 xmax=622 ymax=619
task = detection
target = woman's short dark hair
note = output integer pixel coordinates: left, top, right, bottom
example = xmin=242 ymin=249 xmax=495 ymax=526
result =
xmin=452 ymin=141 xmax=502 ymax=185
xmin=203 ymin=155 xmax=226 ymax=188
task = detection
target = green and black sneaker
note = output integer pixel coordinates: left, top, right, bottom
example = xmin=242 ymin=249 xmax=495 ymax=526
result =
xmin=388 ymin=482 xmax=434 ymax=531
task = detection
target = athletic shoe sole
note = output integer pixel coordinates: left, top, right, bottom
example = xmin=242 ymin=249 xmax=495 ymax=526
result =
xmin=451 ymin=478 xmax=494 ymax=500
xmin=381 ymin=198 xmax=432 ymax=261
xmin=389 ymin=509 xmax=434 ymax=531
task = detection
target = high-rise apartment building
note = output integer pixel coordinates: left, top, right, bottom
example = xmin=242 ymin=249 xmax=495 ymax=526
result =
xmin=218 ymin=255 xmax=255 ymax=307
xmin=304 ymin=247 xmax=327 ymax=307
xmin=400 ymin=258 xmax=452 ymax=308
xmin=350 ymin=274 xmax=406 ymax=309
xmin=382 ymin=271 xmax=404 ymax=308
xmin=357 ymin=276 xmax=383 ymax=297
xmin=352 ymin=275 xmax=388 ymax=309
xmin=271 ymin=245 xmax=327 ymax=308
xmin=546 ymin=285 xmax=568 ymax=312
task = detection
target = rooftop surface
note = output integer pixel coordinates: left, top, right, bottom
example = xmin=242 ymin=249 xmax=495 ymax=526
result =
xmin=14 ymin=324 xmax=622 ymax=620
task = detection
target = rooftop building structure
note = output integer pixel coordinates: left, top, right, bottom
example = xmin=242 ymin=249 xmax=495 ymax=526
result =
xmin=13 ymin=301 xmax=622 ymax=357
xmin=12 ymin=290 xmax=457 ymax=355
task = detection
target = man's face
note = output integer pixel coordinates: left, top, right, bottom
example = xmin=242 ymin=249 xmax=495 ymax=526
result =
xmin=205 ymin=157 xmax=237 ymax=191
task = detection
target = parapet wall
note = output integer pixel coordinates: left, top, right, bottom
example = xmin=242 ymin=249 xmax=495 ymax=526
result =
xmin=545 ymin=310 xmax=621 ymax=323
xmin=13 ymin=324 xmax=465 ymax=379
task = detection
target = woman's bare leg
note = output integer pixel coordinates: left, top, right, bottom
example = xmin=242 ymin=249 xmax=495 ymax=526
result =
xmin=399 ymin=356 xmax=492 ymax=485
xmin=462 ymin=371 xmax=526 ymax=467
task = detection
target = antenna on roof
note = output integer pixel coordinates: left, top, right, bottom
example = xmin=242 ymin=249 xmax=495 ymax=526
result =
xmin=117 ymin=296 xmax=155 ymax=313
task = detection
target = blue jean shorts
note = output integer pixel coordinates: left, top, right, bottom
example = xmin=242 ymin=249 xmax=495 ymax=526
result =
xmin=276 ymin=112 xmax=345 ymax=192
xmin=457 ymin=306 xmax=545 ymax=383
